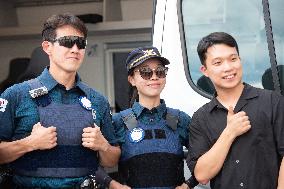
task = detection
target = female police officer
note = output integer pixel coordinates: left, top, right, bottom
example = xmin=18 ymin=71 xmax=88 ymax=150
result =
xmin=104 ymin=47 xmax=198 ymax=189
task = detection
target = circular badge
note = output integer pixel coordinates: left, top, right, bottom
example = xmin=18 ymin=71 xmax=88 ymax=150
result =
xmin=79 ymin=96 xmax=92 ymax=110
xmin=129 ymin=127 xmax=145 ymax=143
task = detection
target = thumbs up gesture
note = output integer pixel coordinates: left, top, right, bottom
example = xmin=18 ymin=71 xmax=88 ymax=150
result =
xmin=226 ymin=106 xmax=251 ymax=139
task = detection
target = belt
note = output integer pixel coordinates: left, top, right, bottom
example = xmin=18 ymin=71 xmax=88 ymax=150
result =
xmin=13 ymin=183 xmax=82 ymax=189
xmin=13 ymin=177 xmax=96 ymax=189
xmin=14 ymin=186 xmax=80 ymax=189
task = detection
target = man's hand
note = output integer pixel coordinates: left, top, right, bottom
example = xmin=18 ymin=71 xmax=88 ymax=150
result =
xmin=28 ymin=122 xmax=57 ymax=150
xmin=109 ymin=180 xmax=131 ymax=189
xmin=226 ymin=106 xmax=251 ymax=139
xmin=82 ymin=124 xmax=110 ymax=152
xmin=175 ymin=183 xmax=190 ymax=189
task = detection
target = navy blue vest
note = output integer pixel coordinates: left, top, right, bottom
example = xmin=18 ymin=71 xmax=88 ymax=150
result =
xmin=119 ymin=108 xmax=185 ymax=189
xmin=11 ymin=79 xmax=99 ymax=178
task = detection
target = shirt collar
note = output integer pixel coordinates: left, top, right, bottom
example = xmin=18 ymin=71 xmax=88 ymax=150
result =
xmin=132 ymin=99 xmax=167 ymax=118
xmin=208 ymin=83 xmax=259 ymax=112
xmin=38 ymin=67 xmax=87 ymax=95
xmin=37 ymin=68 xmax=58 ymax=91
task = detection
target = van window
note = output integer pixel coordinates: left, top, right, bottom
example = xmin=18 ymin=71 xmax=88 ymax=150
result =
xmin=181 ymin=0 xmax=283 ymax=95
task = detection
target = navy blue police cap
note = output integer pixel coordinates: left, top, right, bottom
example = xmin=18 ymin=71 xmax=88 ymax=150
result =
xmin=126 ymin=46 xmax=170 ymax=72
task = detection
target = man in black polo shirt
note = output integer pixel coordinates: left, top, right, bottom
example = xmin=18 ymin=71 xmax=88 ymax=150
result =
xmin=187 ymin=32 xmax=284 ymax=189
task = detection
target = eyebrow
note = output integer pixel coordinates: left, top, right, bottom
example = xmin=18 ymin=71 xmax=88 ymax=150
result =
xmin=212 ymin=53 xmax=238 ymax=60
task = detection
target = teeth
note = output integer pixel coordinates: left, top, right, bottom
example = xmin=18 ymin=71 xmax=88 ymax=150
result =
xmin=224 ymin=75 xmax=234 ymax=79
xmin=149 ymin=84 xmax=159 ymax=87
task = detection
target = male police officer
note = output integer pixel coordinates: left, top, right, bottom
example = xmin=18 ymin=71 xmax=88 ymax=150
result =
xmin=0 ymin=13 xmax=120 ymax=188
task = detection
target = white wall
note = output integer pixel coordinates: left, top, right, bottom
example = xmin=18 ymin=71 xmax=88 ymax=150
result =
xmin=16 ymin=0 xmax=153 ymax=26
xmin=17 ymin=2 xmax=103 ymax=27
xmin=121 ymin=0 xmax=153 ymax=21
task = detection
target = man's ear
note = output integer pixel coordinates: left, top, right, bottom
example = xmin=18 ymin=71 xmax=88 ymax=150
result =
xmin=200 ymin=65 xmax=209 ymax=77
xmin=42 ymin=41 xmax=52 ymax=55
xmin=128 ymin=75 xmax=136 ymax=86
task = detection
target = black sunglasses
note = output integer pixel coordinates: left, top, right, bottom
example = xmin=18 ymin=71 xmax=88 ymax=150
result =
xmin=51 ymin=36 xmax=87 ymax=49
xmin=134 ymin=66 xmax=168 ymax=80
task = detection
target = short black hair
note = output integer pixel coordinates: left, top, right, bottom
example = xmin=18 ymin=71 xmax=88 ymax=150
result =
xmin=197 ymin=32 xmax=239 ymax=66
xmin=42 ymin=13 xmax=88 ymax=41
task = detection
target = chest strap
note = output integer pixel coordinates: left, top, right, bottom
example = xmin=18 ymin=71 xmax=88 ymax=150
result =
xmin=166 ymin=108 xmax=179 ymax=130
xmin=120 ymin=109 xmax=137 ymax=130
xmin=120 ymin=108 xmax=179 ymax=131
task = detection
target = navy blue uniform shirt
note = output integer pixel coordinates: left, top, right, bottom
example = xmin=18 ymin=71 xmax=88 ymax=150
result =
xmin=0 ymin=68 xmax=117 ymax=187
xmin=113 ymin=100 xmax=190 ymax=149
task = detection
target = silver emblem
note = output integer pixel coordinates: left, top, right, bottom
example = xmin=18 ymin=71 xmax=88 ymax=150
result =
xmin=29 ymin=86 xmax=48 ymax=98
xmin=79 ymin=96 xmax=92 ymax=110
xmin=129 ymin=127 xmax=145 ymax=143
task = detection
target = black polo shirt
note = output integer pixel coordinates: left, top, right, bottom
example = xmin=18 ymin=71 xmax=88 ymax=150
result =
xmin=187 ymin=84 xmax=284 ymax=189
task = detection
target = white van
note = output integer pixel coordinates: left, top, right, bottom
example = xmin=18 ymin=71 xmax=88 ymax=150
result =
xmin=153 ymin=0 xmax=283 ymax=188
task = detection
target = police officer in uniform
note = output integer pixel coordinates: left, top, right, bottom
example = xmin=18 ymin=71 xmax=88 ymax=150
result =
xmin=106 ymin=47 xmax=198 ymax=189
xmin=0 ymin=13 xmax=120 ymax=188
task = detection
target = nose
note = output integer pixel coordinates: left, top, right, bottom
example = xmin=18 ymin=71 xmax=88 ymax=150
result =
xmin=223 ymin=61 xmax=233 ymax=72
xmin=70 ymin=44 xmax=80 ymax=53
xmin=150 ymin=70 xmax=158 ymax=80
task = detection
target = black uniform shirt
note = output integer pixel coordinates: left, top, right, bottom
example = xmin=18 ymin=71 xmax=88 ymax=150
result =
xmin=187 ymin=84 xmax=284 ymax=189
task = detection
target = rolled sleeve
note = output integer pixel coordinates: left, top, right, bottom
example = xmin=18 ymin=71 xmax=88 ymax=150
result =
xmin=177 ymin=111 xmax=191 ymax=148
xmin=112 ymin=113 xmax=126 ymax=146
xmin=272 ymin=93 xmax=284 ymax=156
xmin=187 ymin=110 xmax=210 ymax=173
xmin=99 ymin=97 xmax=117 ymax=145
xmin=0 ymin=86 xmax=17 ymax=140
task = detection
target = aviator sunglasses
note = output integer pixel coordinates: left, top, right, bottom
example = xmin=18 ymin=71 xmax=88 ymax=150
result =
xmin=134 ymin=66 xmax=168 ymax=80
xmin=51 ymin=36 xmax=87 ymax=49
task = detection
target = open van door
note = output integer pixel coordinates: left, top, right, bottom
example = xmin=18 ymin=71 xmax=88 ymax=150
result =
xmin=153 ymin=0 xmax=284 ymax=188
xmin=153 ymin=0 xmax=283 ymax=117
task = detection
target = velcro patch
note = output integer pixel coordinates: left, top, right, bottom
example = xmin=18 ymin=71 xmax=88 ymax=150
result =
xmin=0 ymin=98 xmax=8 ymax=112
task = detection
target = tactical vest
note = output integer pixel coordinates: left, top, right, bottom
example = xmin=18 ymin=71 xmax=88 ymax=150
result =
xmin=118 ymin=108 xmax=185 ymax=189
xmin=11 ymin=79 xmax=99 ymax=178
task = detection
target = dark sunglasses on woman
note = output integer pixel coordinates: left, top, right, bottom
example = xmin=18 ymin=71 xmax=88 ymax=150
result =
xmin=134 ymin=66 xmax=168 ymax=80
xmin=51 ymin=36 xmax=87 ymax=49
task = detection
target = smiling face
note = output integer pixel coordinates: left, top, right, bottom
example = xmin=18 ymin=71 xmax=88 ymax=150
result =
xmin=128 ymin=58 xmax=166 ymax=101
xmin=42 ymin=25 xmax=86 ymax=74
xmin=200 ymin=44 xmax=243 ymax=92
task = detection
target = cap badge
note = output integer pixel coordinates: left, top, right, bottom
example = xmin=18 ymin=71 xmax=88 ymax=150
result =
xmin=143 ymin=49 xmax=157 ymax=56
xmin=129 ymin=49 xmax=158 ymax=69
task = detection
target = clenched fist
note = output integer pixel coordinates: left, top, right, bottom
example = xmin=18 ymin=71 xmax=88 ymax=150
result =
xmin=82 ymin=124 xmax=110 ymax=152
xmin=29 ymin=122 xmax=57 ymax=150
xmin=109 ymin=180 xmax=131 ymax=189
xmin=175 ymin=183 xmax=191 ymax=189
